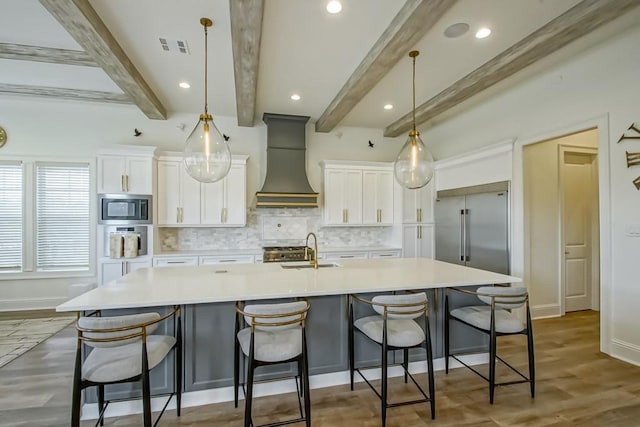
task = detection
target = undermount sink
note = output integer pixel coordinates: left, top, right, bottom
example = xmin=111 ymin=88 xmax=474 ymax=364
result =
xmin=280 ymin=263 xmax=340 ymax=269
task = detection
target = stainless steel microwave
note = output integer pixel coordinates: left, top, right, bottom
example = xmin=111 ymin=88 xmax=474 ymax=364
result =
xmin=98 ymin=194 xmax=152 ymax=224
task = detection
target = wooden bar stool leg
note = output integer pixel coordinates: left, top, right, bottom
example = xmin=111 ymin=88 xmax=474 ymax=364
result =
xmin=489 ymin=311 xmax=497 ymax=405
xmin=381 ymin=327 xmax=388 ymax=427
xmin=303 ymin=329 xmax=311 ymax=427
xmin=425 ymin=314 xmax=435 ymax=419
xmin=348 ymin=301 xmax=355 ymax=391
xmin=403 ymin=348 xmax=409 ymax=383
xmin=526 ymin=304 xmax=536 ymax=398
xmin=71 ymin=348 xmax=82 ymax=427
xmin=444 ymin=294 xmax=450 ymax=374
xmin=98 ymin=385 xmax=105 ymax=426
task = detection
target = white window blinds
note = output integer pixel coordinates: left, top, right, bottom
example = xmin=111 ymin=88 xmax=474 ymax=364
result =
xmin=0 ymin=163 xmax=23 ymax=272
xmin=36 ymin=163 xmax=90 ymax=271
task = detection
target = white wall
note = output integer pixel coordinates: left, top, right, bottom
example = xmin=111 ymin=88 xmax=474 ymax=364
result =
xmin=0 ymin=98 xmax=404 ymax=311
xmin=421 ymin=23 xmax=640 ymax=365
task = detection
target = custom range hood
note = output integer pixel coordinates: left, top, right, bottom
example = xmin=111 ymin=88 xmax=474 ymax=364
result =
xmin=256 ymin=113 xmax=319 ymax=207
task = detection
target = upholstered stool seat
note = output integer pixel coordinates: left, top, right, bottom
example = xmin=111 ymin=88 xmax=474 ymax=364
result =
xmin=349 ymin=292 xmax=435 ymax=427
xmin=234 ymin=300 xmax=311 ymax=427
xmin=445 ymin=285 xmax=534 ymax=404
xmin=71 ymin=308 xmax=182 ymax=427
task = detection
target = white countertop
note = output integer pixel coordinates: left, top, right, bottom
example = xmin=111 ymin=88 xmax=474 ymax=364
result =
xmin=57 ymin=258 xmax=521 ymax=312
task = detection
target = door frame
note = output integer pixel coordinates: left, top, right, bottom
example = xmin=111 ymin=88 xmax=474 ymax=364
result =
xmin=512 ymin=113 xmax=612 ymax=355
xmin=557 ymin=144 xmax=599 ymax=315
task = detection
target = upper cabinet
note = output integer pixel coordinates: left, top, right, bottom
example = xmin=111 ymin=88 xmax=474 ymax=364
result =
xmin=363 ymin=170 xmax=394 ymax=225
xmin=401 ymin=181 xmax=435 ymax=224
xmin=156 ymin=154 xmax=247 ymax=227
xmin=97 ymin=146 xmax=155 ymax=195
xmin=156 ymin=160 xmax=201 ymax=226
xmin=321 ymin=161 xmax=393 ymax=227
xmin=201 ymin=164 xmax=246 ymax=226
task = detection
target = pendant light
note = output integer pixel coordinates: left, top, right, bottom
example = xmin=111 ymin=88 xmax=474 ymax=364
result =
xmin=184 ymin=18 xmax=231 ymax=183
xmin=393 ymin=50 xmax=434 ymax=190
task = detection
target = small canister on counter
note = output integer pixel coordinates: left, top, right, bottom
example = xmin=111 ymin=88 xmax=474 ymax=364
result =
xmin=123 ymin=233 xmax=139 ymax=258
xmin=109 ymin=233 xmax=124 ymax=259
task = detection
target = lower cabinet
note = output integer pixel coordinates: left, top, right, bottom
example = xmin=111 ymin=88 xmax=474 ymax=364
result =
xmin=98 ymin=258 xmax=152 ymax=285
xmin=402 ymin=224 xmax=434 ymax=258
xmin=153 ymin=256 xmax=198 ymax=267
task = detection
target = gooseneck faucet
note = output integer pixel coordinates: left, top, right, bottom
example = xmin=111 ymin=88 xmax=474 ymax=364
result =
xmin=305 ymin=232 xmax=319 ymax=269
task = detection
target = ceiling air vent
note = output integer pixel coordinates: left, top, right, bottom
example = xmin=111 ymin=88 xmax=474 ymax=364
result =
xmin=158 ymin=38 xmax=190 ymax=54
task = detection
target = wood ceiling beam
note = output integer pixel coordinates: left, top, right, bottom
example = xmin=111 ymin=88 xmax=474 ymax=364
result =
xmin=230 ymin=0 xmax=264 ymax=127
xmin=0 ymin=83 xmax=133 ymax=104
xmin=0 ymin=42 xmax=97 ymax=67
xmin=384 ymin=0 xmax=640 ymax=137
xmin=315 ymin=0 xmax=454 ymax=133
xmin=39 ymin=0 xmax=166 ymax=119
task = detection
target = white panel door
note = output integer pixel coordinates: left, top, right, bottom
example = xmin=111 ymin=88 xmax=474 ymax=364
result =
xmin=224 ymin=165 xmax=246 ymax=225
xmin=126 ymin=157 xmax=153 ymax=194
xmin=362 ymin=171 xmax=379 ymax=225
xmin=324 ymin=169 xmax=346 ymax=225
xmin=99 ymin=260 xmax=124 ymax=285
xmin=344 ymin=170 xmax=362 ymax=225
xmin=562 ymin=150 xmax=597 ymax=312
xmin=98 ymin=157 xmax=126 ymax=194
xmin=419 ymin=224 xmax=434 ymax=259
xmin=377 ymin=171 xmax=394 ymax=225
xmin=157 ymin=161 xmax=181 ymax=225
xmin=125 ymin=258 xmax=152 ymax=274
xmin=402 ymin=182 xmax=434 ymax=223
xmin=201 ymin=179 xmax=225 ymax=225
xmin=180 ymin=167 xmax=201 ymax=225
xmin=402 ymin=224 xmax=434 ymax=258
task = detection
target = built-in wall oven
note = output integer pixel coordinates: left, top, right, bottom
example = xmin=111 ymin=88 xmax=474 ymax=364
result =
xmin=99 ymin=194 xmax=152 ymax=224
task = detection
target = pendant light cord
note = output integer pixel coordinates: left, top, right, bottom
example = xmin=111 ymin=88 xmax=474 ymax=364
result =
xmin=203 ymin=22 xmax=209 ymax=115
xmin=409 ymin=50 xmax=419 ymax=134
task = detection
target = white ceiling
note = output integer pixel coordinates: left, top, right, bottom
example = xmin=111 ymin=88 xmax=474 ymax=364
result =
xmin=0 ymin=0 xmax=636 ymax=131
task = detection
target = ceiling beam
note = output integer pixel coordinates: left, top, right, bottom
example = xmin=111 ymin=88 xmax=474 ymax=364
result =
xmin=230 ymin=0 xmax=264 ymax=127
xmin=0 ymin=83 xmax=133 ymax=104
xmin=315 ymin=0 xmax=454 ymax=133
xmin=0 ymin=42 xmax=97 ymax=67
xmin=39 ymin=0 xmax=166 ymax=119
xmin=384 ymin=0 xmax=640 ymax=137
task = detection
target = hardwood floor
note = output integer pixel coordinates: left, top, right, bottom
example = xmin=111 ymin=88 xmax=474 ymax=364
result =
xmin=1 ymin=311 xmax=639 ymax=426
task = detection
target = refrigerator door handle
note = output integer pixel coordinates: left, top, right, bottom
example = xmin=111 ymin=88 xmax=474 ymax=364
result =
xmin=459 ymin=209 xmax=465 ymax=262
xmin=464 ymin=208 xmax=470 ymax=262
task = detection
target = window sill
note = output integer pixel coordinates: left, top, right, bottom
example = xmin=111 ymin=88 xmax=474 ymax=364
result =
xmin=0 ymin=270 xmax=95 ymax=281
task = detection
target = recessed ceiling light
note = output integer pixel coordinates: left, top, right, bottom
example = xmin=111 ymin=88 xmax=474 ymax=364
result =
xmin=383 ymin=104 xmax=393 ymax=110
xmin=291 ymin=94 xmax=301 ymax=101
xmin=443 ymin=23 xmax=469 ymax=39
xmin=179 ymin=81 xmax=190 ymax=89
xmin=475 ymin=27 xmax=492 ymax=39
xmin=326 ymin=1 xmax=342 ymax=14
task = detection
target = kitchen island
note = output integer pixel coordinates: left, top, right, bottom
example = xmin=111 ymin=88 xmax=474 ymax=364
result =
xmin=57 ymin=258 xmax=521 ymax=417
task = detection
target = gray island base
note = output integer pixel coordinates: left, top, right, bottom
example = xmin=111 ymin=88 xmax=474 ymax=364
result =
xmin=57 ymin=258 xmax=520 ymax=418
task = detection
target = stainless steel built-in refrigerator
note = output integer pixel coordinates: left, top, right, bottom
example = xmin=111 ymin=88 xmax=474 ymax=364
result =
xmin=433 ymin=181 xmax=510 ymax=356
xmin=434 ymin=181 xmax=510 ymax=274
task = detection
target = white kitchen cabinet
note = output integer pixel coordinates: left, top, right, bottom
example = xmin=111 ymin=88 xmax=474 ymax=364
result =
xmin=199 ymin=255 xmax=255 ymax=265
xmin=153 ymin=256 xmax=199 ymax=267
xmin=156 ymin=160 xmax=201 ymax=225
xmin=321 ymin=251 xmax=369 ymax=261
xmin=369 ymin=249 xmax=402 ymax=259
xmin=402 ymin=224 xmax=434 ymax=259
xmin=98 ymin=156 xmax=153 ymax=195
xmin=363 ymin=170 xmax=394 ymax=225
xmin=402 ymin=181 xmax=435 ymax=224
xmin=201 ymin=164 xmax=246 ymax=226
xmin=322 ymin=167 xmax=363 ymax=226
xmin=98 ymin=257 xmax=152 ymax=285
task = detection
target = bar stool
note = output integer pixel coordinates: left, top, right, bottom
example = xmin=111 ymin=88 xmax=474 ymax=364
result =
xmin=445 ymin=286 xmax=534 ymax=403
xmin=234 ymin=300 xmax=311 ymax=427
xmin=348 ymin=292 xmax=435 ymax=426
xmin=71 ymin=306 xmax=182 ymax=427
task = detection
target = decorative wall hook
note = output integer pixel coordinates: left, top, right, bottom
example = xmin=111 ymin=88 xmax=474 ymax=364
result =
xmin=617 ymin=122 xmax=640 ymax=143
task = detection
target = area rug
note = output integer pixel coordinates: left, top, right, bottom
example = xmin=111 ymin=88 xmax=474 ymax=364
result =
xmin=0 ymin=316 xmax=76 ymax=368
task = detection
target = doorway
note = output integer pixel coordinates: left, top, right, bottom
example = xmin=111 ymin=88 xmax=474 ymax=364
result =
xmin=523 ymin=128 xmax=600 ymax=319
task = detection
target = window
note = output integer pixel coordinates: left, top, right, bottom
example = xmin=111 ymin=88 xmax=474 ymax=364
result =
xmin=36 ymin=164 xmax=90 ymax=271
xmin=0 ymin=160 xmax=91 ymax=276
xmin=0 ymin=163 xmax=23 ymax=272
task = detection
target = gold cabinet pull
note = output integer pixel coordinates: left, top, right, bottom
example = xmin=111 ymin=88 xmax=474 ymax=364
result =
xmin=176 ymin=207 xmax=180 ymax=223
xmin=416 ymin=208 xmax=419 ymax=222
xmin=345 ymin=209 xmax=348 ymax=223
xmin=125 ymin=175 xmax=130 ymax=192
xmin=121 ymin=175 xmax=125 ymax=192
xmin=418 ymin=208 xmax=422 ymax=222
xmin=181 ymin=207 xmax=184 ymax=223
xmin=220 ymin=208 xmax=224 ymax=223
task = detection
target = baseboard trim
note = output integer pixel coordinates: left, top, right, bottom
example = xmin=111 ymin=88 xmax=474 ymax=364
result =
xmin=611 ymin=339 xmax=640 ymax=367
xmin=0 ymin=297 xmax=68 ymax=312
xmin=531 ymin=304 xmax=561 ymax=319
xmin=81 ymin=353 xmax=488 ymax=420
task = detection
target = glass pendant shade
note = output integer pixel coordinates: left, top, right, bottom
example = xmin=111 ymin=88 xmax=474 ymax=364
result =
xmin=394 ymin=49 xmax=435 ymax=190
xmin=394 ymin=131 xmax=434 ymax=189
xmin=184 ymin=113 xmax=231 ymax=183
